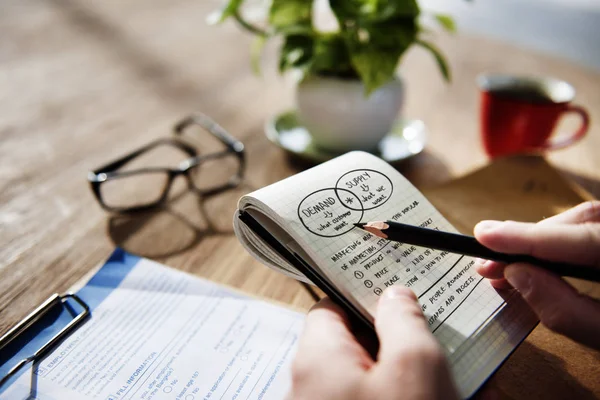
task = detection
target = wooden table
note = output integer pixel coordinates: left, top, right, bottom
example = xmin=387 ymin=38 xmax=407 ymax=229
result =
xmin=2 ymin=0 xmax=599 ymax=398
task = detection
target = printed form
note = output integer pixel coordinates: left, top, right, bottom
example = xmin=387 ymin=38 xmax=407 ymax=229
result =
xmin=1 ymin=250 xmax=303 ymax=400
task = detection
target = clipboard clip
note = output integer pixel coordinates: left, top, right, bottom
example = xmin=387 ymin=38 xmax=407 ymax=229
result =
xmin=0 ymin=292 xmax=90 ymax=389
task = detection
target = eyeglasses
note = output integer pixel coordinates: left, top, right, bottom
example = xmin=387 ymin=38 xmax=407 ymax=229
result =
xmin=88 ymin=113 xmax=245 ymax=213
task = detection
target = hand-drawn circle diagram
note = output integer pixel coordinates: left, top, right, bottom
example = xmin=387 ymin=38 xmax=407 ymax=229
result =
xmin=335 ymin=169 xmax=393 ymax=211
xmin=298 ymin=188 xmax=364 ymax=237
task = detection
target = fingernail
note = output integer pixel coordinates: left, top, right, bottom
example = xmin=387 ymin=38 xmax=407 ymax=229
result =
xmin=475 ymin=220 xmax=502 ymax=233
xmin=505 ymin=267 xmax=531 ymax=293
xmin=383 ymin=286 xmax=415 ymax=300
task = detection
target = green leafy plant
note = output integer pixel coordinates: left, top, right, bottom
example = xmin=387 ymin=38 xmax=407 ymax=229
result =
xmin=210 ymin=0 xmax=459 ymax=96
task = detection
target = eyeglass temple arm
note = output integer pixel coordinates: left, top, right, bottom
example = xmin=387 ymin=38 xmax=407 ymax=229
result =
xmin=174 ymin=113 xmax=245 ymax=154
xmin=89 ymin=139 xmax=197 ymax=175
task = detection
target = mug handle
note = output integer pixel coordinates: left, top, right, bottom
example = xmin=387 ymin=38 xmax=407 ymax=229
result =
xmin=542 ymin=104 xmax=590 ymax=150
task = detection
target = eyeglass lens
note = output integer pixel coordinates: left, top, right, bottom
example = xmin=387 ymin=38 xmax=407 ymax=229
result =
xmin=188 ymin=153 xmax=241 ymax=192
xmin=100 ymin=171 xmax=170 ymax=209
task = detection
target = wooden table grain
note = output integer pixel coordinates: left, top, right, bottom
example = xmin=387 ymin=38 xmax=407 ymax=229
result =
xmin=1 ymin=0 xmax=599 ymax=398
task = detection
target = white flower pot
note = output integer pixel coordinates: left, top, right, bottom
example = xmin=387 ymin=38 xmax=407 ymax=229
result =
xmin=295 ymin=74 xmax=404 ymax=152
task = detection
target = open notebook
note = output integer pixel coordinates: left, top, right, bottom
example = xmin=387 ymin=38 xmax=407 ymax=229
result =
xmin=233 ymin=151 xmax=539 ymax=398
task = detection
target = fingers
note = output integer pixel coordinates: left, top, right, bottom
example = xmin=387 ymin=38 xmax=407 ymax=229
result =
xmin=475 ymin=201 xmax=600 ymax=285
xmin=475 ymin=201 xmax=600 ymax=279
xmin=489 ymin=278 xmax=512 ymax=290
xmin=370 ymin=286 xmax=458 ymax=399
xmin=475 ymin=259 xmax=505 ymax=279
xmin=474 ymin=220 xmax=600 ymax=267
xmin=538 ymin=201 xmax=600 ymax=225
xmin=475 ymin=260 xmax=512 ymax=288
xmin=473 ymin=202 xmax=600 ymax=351
xmin=504 ymin=263 xmax=600 ymax=350
xmin=291 ymin=298 xmax=372 ymax=398
xmin=374 ymin=286 xmax=438 ymax=362
xmin=294 ymin=298 xmax=373 ymax=372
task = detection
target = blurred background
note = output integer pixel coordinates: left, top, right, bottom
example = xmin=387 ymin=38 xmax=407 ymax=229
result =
xmin=420 ymin=0 xmax=600 ymax=71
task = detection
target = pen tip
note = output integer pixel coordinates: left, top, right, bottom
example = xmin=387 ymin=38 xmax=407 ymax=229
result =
xmin=354 ymin=223 xmax=366 ymax=228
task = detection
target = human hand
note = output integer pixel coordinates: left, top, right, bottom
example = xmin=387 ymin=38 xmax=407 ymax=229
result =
xmin=288 ymin=287 xmax=459 ymax=400
xmin=474 ymin=200 xmax=600 ymax=350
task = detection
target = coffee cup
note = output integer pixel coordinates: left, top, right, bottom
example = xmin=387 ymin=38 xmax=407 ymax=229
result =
xmin=477 ymin=74 xmax=589 ymax=158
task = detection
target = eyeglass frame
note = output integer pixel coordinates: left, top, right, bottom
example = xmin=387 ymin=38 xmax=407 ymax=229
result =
xmin=87 ymin=112 xmax=246 ymax=213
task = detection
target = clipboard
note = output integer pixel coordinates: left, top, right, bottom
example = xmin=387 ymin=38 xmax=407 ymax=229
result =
xmin=0 ymin=293 xmax=90 ymax=389
xmin=0 ymin=247 xmax=307 ymax=400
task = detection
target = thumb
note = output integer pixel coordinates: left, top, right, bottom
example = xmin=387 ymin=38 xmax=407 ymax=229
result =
xmin=373 ymin=286 xmax=458 ymax=400
xmin=505 ymin=263 xmax=600 ymax=350
xmin=375 ymin=286 xmax=442 ymax=366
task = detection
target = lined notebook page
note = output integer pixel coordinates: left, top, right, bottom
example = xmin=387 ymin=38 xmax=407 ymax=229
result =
xmin=239 ymin=151 xmax=510 ymax=355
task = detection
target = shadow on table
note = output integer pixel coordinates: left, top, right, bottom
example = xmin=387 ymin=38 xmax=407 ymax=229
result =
xmin=280 ymin=149 xmax=452 ymax=187
xmin=106 ymin=182 xmax=256 ymax=259
xmin=394 ymin=150 xmax=453 ymax=188
xmin=557 ymin=168 xmax=600 ymax=199
xmin=476 ymin=340 xmax=598 ymax=400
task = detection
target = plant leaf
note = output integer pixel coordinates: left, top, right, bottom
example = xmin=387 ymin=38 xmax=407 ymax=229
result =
xmin=273 ymin=24 xmax=314 ymax=36
xmin=349 ymin=50 xmax=402 ymax=95
xmin=208 ymin=0 xmax=270 ymax=37
xmin=329 ymin=0 xmax=419 ymax=24
xmin=416 ymin=39 xmax=451 ymax=81
xmin=433 ymin=13 xmax=456 ymax=33
xmin=250 ymin=35 xmax=267 ymax=75
xmin=375 ymin=0 xmax=420 ymax=19
xmin=311 ymin=34 xmax=354 ymax=76
xmin=347 ymin=21 xmax=416 ymax=95
xmin=278 ymin=34 xmax=314 ymax=73
xmin=211 ymin=0 xmax=245 ymax=23
xmin=269 ymin=0 xmax=312 ymax=30
xmin=328 ymin=0 xmax=361 ymax=21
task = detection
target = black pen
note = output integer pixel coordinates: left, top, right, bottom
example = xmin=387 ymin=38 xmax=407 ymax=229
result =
xmin=354 ymin=220 xmax=600 ymax=283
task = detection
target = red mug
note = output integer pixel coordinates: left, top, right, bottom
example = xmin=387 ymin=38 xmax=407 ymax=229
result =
xmin=477 ymin=74 xmax=589 ymax=158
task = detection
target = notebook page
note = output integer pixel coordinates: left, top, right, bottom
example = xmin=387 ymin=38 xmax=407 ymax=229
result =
xmin=238 ymin=151 xmax=506 ymax=354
